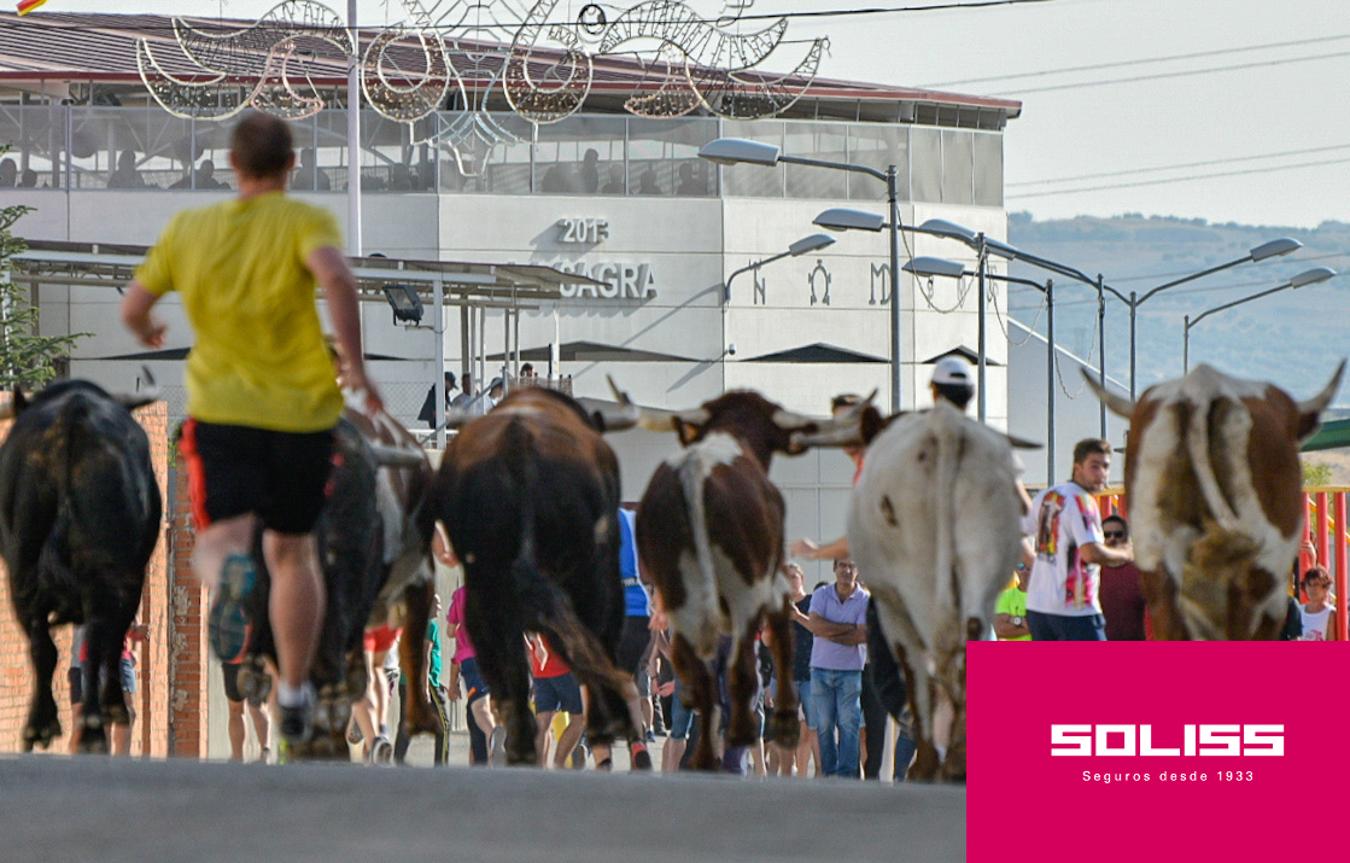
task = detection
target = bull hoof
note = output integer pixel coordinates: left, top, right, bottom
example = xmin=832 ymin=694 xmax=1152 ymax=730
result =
xmin=77 ymin=719 xmax=109 ymax=755
xmin=630 ymin=745 xmax=653 ymax=772
xmin=104 ymin=701 xmax=131 ymax=727
xmin=766 ymin=709 xmax=801 ymax=749
xmin=726 ymin=717 xmax=759 ymax=748
xmin=22 ymin=720 xmax=60 ymax=751
xmin=689 ymin=746 xmax=719 ymax=772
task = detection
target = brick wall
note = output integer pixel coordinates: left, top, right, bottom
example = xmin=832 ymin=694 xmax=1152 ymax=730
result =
xmin=0 ymin=402 xmax=208 ymax=756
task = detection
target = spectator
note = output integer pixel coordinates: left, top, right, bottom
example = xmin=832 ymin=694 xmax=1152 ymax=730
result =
xmin=676 ymin=162 xmax=703 ymax=195
xmin=483 ymin=377 xmax=504 ymax=412
xmin=389 ymin=164 xmax=415 ymax=191
xmin=782 ymin=565 xmax=821 ymax=777
xmin=540 ymin=163 xmax=567 ymax=193
xmin=395 ymin=592 xmax=450 ymax=766
xmin=527 ymin=633 xmax=585 ymax=768
xmin=351 ymin=625 xmax=401 ymax=763
xmin=0 ymin=157 xmax=17 ymax=187
xmin=19 ymin=167 xmax=38 ymax=188
xmin=578 ymin=148 xmax=600 ymax=193
xmin=446 ymin=582 xmax=506 ymax=766
xmin=807 ymin=558 xmax=869 ymax=778
xmin=600 ymin=164 xmax=624 ymax=194
xmin=450 ymin=373 xmax=475 ymax=411
xmin=1299 ymin=566 xmax=1338 ymax=641
xmin=994 ymin=570 xmax=1031 ymax=641
xmin=518 ymin=362 xmax=537 ymax=383
xmin=1099 ymin=514 xmax=1148 ymax=640
xmin=292 ymin=148 xmax=331 ymax=191
xmin=223 ymin=656 xmax=273 ymax=763
xmin=68 ymin=622 xmax=148 ymax=755
xmin=417 ymin=371 xmax=457 ymax=429
xmin=107 ymin=150 xmax=145 ymax=189
xmin=1023 ymin=439 xmax=1134 ymax=641
xmin=637 ymin=165 xmax=661 ymax=195
xmin=195 ymin=160 xmax=228 ymax=190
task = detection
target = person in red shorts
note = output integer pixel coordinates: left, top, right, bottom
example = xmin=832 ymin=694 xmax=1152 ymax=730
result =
xmin=351 ymin=623 xmax=400 ymax=763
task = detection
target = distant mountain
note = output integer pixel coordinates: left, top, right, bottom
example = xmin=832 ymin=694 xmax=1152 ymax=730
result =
xmin=1005 ymin=213 xmax=1350 ymax=406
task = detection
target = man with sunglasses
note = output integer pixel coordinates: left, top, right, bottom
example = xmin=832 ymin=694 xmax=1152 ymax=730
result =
xmin=1098 ymin=515 xmax=1147 ymax=640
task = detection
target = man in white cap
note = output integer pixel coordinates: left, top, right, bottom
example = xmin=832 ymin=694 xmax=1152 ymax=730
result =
xmin=929 ymin=355 xmax=976 ymax=412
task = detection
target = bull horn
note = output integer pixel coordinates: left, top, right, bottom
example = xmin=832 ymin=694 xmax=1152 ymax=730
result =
xmin=1080 ymin=369 xmax=1134 ymax=418
xmin=369 ymin=443 xmax=427 ymax=469
xmin=1003 ymin=433 xmax=1043 ymax=450
xmin=607 ymin=375 xmax=705 ymax=432
xmin=1296 ymin=359 xmax=1346 ymax=440
xmin=114 ymin=366 xmax=160 ymax=411
xmin=790 ymin=424 xmax=863 ymax=450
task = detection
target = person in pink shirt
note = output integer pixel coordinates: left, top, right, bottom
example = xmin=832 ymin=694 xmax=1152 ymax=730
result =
xmin=440 ymin=523 xmax=505 ymax=765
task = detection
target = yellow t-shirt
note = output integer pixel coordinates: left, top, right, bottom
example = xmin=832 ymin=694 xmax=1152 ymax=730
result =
xmin=135 ymin=192 xmax=344 ymax=433
xmin=995 ymin=587 xmax=1032 ymax=641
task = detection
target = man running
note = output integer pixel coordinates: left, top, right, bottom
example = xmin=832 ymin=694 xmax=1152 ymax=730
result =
xmin=121 ymin=112 xmax=381 ymax=744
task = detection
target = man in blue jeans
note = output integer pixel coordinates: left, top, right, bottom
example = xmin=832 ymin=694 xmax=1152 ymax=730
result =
xmin=808 ymin=558 xmax=869 ymax=778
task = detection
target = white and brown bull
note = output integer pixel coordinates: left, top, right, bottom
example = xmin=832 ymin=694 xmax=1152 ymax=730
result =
xmin=618 ymin=384 xmax=869 ymax=771
xmin=1087 ymin=362 xmax=1344 ymax=640
xmin=829 ymin=401 xmax=1030 ymax=782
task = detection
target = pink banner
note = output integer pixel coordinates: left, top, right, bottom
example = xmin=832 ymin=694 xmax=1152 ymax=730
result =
xmin=968 ymin=642 xmax=1350 ymax=862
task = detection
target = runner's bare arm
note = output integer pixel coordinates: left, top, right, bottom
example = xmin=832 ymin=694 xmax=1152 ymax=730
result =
xmin=308 ymin=246 xmax=383 ymax=415
xmin=120 ymin=283 xmax=167 ymax=348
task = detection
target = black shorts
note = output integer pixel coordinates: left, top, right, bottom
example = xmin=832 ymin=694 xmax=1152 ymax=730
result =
xmin=616 ymin=616 xmax=651 ymax=678
xmin=222 ymin=661 xmax=244 ymax=703
xmin=181 ymin=419 xmax=334 ymax=535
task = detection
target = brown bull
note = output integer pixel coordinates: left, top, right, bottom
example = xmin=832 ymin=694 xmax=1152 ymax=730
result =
xmin=1088 ymin=362 xmax=1344 ymax=639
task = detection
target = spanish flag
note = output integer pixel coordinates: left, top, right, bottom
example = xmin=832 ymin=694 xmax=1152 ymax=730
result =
xmin=17 ymin=0 xmax=48 ymax=15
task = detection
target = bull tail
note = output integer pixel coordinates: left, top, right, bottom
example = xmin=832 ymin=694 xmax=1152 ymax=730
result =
xmin=502 ymin=420 xmax=632 ymax=700
xmin=1184 ymin=400 xmax=1241 ymax=531
xmin=678 ymin=448 xmax=723 ymax=658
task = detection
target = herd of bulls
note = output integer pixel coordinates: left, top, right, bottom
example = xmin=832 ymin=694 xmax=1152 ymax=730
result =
xmin=0 ymin=359 xmax=1342 ymax=780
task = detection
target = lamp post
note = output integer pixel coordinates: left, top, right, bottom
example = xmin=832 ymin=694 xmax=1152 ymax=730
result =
xmin=1183 ymin=267 xmax=1337 ymax=372
xmin=701 ymin=138 xmax=903 ymax=411
xmin=1123 ymin=238 xmax=1301 ymax=398
xmin=722 ymin=233 xmax=836 ymax=303
xmin=904 ymin=256 xmax=1056 ymax=484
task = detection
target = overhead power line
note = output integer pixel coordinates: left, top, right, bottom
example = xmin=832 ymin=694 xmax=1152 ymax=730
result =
xmin=1006 ymin=156 xmax=1350 ymax=199
xmin=1008 ymin=143 xmax=1350 ymax=188
xmin=922 ymin=32 xmax=1350 ymax=88
xmin=2 ymin=0 xmax=1055 ymax=32
xmin=990 ymin=49 xmax=1350 ymax=96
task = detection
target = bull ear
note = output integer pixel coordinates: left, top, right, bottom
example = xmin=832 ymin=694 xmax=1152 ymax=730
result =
xmin=1080 ymin=369 xmax=1134 ymax=418
xmin=1003 ymin=433 xmax=1042 ymax=450
xmin=1296 ymin=359 xmax=1346 ymax=440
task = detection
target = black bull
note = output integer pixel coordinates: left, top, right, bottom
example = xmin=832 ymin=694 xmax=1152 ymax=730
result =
xmin=227 ymin=411 xmax=437 ymax=758
xmin=0 ymin=380 xmax=161 ymax=753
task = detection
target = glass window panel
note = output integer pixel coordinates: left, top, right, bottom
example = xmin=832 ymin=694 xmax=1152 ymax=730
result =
xmin=973 ymin=131 xmax=1003 ymax=207
xmin=0 ymin=104 xmax=66 ymax=189
xmin=942 ymin=130 xmax=974 ymax=205
xmin=628 ymin=116 xmax=718 ymax=197
xmin=536 ymin=115 xmax=625 ymax=195
xmin=437 ymin=111 xmax=533 ymax=194
xmin=313 ymin=109 xmax=351 ymax=192
xmin=719 ymin=120 xmax=782 ymax=197
xmin=910 ymin=126 xmax=941 ymax=204
xmin=784 ymin=121 xmax=846 ymax=199
xmin=847 ymin=123 xmax=908 ymax=202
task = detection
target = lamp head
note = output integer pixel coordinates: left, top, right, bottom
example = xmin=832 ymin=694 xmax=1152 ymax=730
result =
xmin=698 ymin=137 xmax=780 ymax=167
xmin=1290 ymin=266 xmax=1336 ymax=289
xmin=789 ymin=233 xmax=836 ymax=256
xmin=1250 ymin=237 xmax=1302 ymax=262
xmin=382 ymin=284 xmax=424 ymax=324
xmin=901 ymin=256 xmax=969 ymax=280
xmin=813 ymin=207 xmax=885 ymax=233
xmin=917 ymin=218 xmax=978 ymax=244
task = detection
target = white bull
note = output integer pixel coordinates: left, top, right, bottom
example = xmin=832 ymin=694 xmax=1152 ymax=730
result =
xmin=847 ymin=402 xmax=1027 ymax=781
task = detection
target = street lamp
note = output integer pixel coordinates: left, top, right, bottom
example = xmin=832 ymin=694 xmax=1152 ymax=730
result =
xmin=701 ymin=137 xmax=903 ymax=411
xmin=1123 ymin=237 xmax=1301 ymax=398
xmin=905 ymin=256 xmax=1057 ymax=484
xmin=1183 ymin=266 xmax=1337 ymax=372
xmin=723 ymin=233 xmax=836 ymax=303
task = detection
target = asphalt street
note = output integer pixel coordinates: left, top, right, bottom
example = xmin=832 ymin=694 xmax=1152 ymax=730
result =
xmin=0 ymin=754 xmax=964 ymax=862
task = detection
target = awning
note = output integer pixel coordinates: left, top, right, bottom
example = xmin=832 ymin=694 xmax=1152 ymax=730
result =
xmin=743 ymin=342 xmax=887 ymax=363
xmin=488 ymin=340 xmax=699 ymax=363
xmin=1304 ymin=418 xmax=1350 ymax=453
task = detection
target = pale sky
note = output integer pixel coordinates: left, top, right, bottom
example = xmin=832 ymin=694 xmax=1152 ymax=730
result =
xmin=50 ymin=0 xmax=1350 ymax=227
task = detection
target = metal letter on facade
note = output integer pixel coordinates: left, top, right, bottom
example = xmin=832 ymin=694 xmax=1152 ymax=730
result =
xmin=808 ymin=259 xmax=831 ymax=307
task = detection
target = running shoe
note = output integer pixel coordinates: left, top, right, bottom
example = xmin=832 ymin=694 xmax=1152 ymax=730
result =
xmin=209 ymin=554 xmax=256 ymax=663
xmin=371 ymin=735 xmax=394 ymax=766
xmin=279 ymin=685 xmax=315 ymax=746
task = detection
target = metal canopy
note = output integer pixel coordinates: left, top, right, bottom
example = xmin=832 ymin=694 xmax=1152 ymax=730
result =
xmin=10 ymin=239 xmax=599 ymax=307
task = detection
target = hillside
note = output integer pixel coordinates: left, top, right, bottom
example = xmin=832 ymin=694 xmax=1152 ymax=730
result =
xmin=1005 ymin=214 xmax=1350 ymax=408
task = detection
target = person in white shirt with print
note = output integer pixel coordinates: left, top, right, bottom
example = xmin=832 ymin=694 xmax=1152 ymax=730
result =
xmin=1022 ymin=438 xmax=1134 ymax=641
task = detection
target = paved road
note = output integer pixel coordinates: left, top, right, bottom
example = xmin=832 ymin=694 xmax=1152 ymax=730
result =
xmin=0 ymin=755 xmax=963 ymax=862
